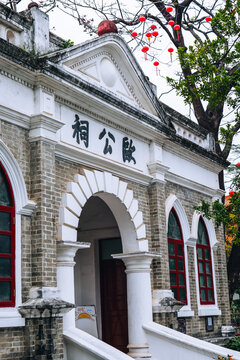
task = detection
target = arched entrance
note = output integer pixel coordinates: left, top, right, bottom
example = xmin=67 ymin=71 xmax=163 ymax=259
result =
xmin=57 ymin=169 xmax=159 ymax=359
xmin=74 ymin=196 xmax=128 ymax=352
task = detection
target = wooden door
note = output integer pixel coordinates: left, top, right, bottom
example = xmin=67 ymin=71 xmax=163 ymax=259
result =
xmin=99 ymin=238 xmax=128 ymax=353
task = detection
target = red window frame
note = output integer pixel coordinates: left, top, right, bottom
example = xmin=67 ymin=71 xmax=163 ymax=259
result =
xmin=168 ymin=209 xmax=187 ymax=304
xmin=0 ymin=162 xmax=15 ymax=307
xmin=197 ymin=218 xmax=215 ymax=305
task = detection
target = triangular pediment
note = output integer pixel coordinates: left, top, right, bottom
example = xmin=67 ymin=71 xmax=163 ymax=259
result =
xmin=53 ymin=35 xmax=165 ymax=118
xmin=75 ymin=56 xmax=135 ymax=103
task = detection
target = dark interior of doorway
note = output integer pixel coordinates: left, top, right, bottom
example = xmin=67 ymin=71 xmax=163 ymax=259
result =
xmin=99 ymin=238 xmax=128 ymax=353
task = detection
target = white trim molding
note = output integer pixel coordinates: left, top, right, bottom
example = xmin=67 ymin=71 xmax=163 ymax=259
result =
xmin=191 ymin=211 xmax=221 ymax=317
xmin=0 ymin=140 xmax=36 ymax=327
xmin=165 ymin=195 xmax=194 ymax=317
xmin=0 ymin=139 xmax=36 ymax=215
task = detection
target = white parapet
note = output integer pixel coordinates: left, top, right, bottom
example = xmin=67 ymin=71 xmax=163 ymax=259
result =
xmin=143 ymin=322 xmax=240 ymax=360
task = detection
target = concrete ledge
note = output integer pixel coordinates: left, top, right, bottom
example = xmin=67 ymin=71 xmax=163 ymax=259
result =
xmin=143 ymin=321 xmax=240 ymax=360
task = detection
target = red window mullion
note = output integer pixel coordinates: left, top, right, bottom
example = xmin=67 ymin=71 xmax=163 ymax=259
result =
xmin=197 ymin=220 xmax=215 ymax=305
xmin=0 ymin=163 xmax=15 ymax=307
xmin=168 ymin=235 xmax=187 ymax=304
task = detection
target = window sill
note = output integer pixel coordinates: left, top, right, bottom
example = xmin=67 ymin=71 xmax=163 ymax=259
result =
xmin=0 ymin=308 xmax=25 ymax=328
xmin=198 ymin=306 xmax=221 ymax=317
xmin=177 ymin=306 xmax=194 ymax=318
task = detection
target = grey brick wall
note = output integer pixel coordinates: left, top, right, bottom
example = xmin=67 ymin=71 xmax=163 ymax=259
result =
xmin=0 ymin=118 xmax=231 ymax=357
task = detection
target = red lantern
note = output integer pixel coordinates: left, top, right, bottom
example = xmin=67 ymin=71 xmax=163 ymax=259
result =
xmin=174 ymin=24 xmax=180 ymax=40
xmin=152 ymin=31 xmax=159 ymax=42
xmin=205 ymin=16 xmax=212 ymax=22
xmin=131 ymin=31 xmax=138 ymax=38
xmin=139 ymin=16 xmax=146 ymax=22
xmin=168 ymin=47 xmax=174 ymax=62
xmin=97 ymin=20 xmax=118 ymax=36
xmin=146 ymin=32 xmax=152 ymax=42
xmin=150 ymin=24 xmax=157 ymax=30
xmin=168 ymin=20 xmax=175 ymax=26
xmin=166 ymin=6 xmax=173 ymax=13
xmin=153 ymin=61 xmax=160 ymax=75
xmin=141 ymin=46 xmax=149 ymax=60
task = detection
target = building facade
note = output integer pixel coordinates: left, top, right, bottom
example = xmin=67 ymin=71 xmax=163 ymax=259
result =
xmin=0 ymin=3 xmax=233 ymax=360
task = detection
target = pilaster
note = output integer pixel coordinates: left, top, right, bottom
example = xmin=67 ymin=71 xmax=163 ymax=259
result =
xmin=29 ymin=113 xmax=64 ymax=287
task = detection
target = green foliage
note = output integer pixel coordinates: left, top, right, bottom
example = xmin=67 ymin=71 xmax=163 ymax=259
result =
xmin=60 ymin=39 xmax=74 ymax=49
xmin=231 ymin=299 xmax=240 ymax=326
xmin=167 ymin=0 xmax=240 ymax=114
xmin=225 ymin=335 xmax=240 ymax=351
xmin=194 ymin=163 xmax=240 ymax=246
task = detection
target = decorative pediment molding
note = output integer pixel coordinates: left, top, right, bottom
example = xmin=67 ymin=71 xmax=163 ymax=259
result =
xmin=63 ymin=51 xmax=141 ymax=108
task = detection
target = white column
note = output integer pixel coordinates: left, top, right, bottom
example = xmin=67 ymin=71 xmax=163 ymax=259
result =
xmin=113 ymin=252 xmax=161 ymax=360
xmin=57 ymin=240 xmax=90 ymax=330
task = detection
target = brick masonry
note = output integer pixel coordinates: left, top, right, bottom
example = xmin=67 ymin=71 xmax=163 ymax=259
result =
xmin=0 ymin=119 xmax=232 ymax=358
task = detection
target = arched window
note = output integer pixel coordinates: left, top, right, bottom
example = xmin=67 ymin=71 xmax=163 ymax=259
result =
xmin=168 ymin=208 xmax=187 ymax=303
xmin=197 ymin=218 xmax=214 ymax=304
xmin=0 ymin=162 xmax=15 ymax=307
xmin=6 ymin=30 xmax=15 ymax=45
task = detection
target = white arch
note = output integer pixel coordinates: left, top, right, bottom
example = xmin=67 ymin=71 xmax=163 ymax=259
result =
xmin=165 ymin=194 xmax=194 ymax=317
xmin=165 ymin=194 xmax=191 ymax=243
xmin=58 ymin=168 xmax=148 ymax=252
xmin=0 ymin=140 xmax=35 ymax=327
xmin=0 ymin=140 xmax=35 ymax=215
xmin=191 ymin=211 xmax=218 ymax=249
xmin=191 ymin=211 xmax=221 ymax=316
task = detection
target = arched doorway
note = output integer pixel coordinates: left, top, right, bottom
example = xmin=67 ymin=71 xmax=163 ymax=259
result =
xmin=74 ymin=196 xmax=128 ymax=352
xmin=57 ymin=169 xmax=156 ymax=359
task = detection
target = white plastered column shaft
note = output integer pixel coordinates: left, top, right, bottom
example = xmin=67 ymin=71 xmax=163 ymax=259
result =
xmin=57 ymin=241 xmax=90 ymax=330
xmin=113 ymin=252 xmax=161 ymax=360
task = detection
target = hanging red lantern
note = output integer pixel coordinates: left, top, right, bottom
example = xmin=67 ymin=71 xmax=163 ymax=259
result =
xmin=153 ymin=61 xmax=160 ymax=75
xmin=168 ymin=47 xmax=174 ymax=62
xmin=139 ymin=16 xmax=146 ymax=22
xmin=174 ymin=24 xmax=180 ymax=40
xmin=141 ymin=46 xmax=149 ymax=60
xmin=205 ymin=16 xmax=212 ymax=22
xmin=168 ymin=20 xmax=175 ymax=26
xmin=131 ymin=31 xmax=138 ymax=38
xmin=150 ymin=24 xmax=157 ymax=30
xmin=166 ymin=6 xmax=173 ymax=13
xmin=152 ymin=31 xmax=159 ymax=42
xmin=146 ymin=32 xmax=152 ymax=42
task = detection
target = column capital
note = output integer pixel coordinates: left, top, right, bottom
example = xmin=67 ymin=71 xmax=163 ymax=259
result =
xmin=57 ymin=240 xmax=90 ymax=266
xmin=29 ymin=114 xmax=64 ymax=144
xmin=112 ymin=252 xmax=161 ymax=273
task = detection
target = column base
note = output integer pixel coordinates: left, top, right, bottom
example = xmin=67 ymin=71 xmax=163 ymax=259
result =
xmin=127 ymin=344 xmax=151 ymax=359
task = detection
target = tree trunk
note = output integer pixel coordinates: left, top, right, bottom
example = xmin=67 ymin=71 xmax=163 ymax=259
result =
xmin=227 ymin=242 xmax=240 ymax=302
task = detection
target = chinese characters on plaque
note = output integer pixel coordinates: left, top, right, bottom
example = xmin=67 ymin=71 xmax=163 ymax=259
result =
xmin=72 ymin=114 xmax=89 ymax=148
xmin=72 ymin=114 xmax=136 ymax=164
